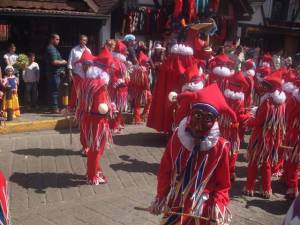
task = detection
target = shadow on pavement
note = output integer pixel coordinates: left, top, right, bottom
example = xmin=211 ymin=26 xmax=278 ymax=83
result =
xmin=245 ymin=199 xmax=292 ymax=215
xmin=12 ymin=148 xmax=81 ymax=157
xmin=110 ymin=155 xmax=159 ymax=175
xmin=9 ymin=172 xmax=86 ymax=193
xmin=113 ymin=132 xmax=167 ymax=148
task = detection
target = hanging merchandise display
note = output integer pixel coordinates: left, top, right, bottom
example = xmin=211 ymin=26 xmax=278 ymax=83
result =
xmin=123 ymin=6 xmax=168 ymax=35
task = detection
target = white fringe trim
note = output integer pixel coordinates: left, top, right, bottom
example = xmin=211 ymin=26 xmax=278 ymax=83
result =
xmin=261 ymin=90 xmax=286 ymax=105
xmin=181 ymin=81 xmax=204 ymax=92
xmin=170 ymin=44 xmax=194 ymax=56
xmin=224 ymin=89 xmax=245 ymax=101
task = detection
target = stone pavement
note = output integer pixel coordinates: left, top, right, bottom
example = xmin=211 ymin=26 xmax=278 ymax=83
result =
xmin=0 ymin=125 xmax=292 ymax=225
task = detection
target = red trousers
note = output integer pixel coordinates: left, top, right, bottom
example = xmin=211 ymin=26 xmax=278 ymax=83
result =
xmin=133 ymin=91 xmax=152 ymax=124
xmin=246 ymin=159 xmax=272 ymax=192
xmin=110 ymin=112 xmax=124 ymax=130
xmin=87 ymin=150 xmax=103 ymax=183
xmin=286 ymin=161 xmax=300 ymax=192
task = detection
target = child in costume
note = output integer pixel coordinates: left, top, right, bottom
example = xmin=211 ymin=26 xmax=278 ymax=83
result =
xmin=244 ymin=70 xmax=286 ymax=199
xmin=149 ymin=84 xmax=235 ymax=225
xmin=2 ymin=65 xmax=20 ymax=119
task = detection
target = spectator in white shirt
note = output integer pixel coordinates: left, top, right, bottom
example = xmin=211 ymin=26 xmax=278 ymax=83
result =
xmin=67 ymin=34 xmax=91 ymax=78
xmin=67 ymin=35 xmax=91 ymax=111
xmin=3 ymin=43 xmax=18 ymax=67
xmin=22 ymin=53 xmax=40 ymax=109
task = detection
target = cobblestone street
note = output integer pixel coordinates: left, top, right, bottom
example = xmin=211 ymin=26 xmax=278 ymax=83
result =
xmin=0 ymin=125 xmax=292 ymax=225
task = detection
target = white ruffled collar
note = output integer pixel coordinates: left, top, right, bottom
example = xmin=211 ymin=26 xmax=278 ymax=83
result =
xmin=113 ymin=52 xmax=127 ymax=62
xmin=293 ymin=88 xmax=300 ymax=102
xmin=181 ymin=81 xmax=204 ymax=92
xmin=283 ymin=82 xmax=296 ymax=94
xmin=177 ymin=117 xmax=220 ymax=151
xmin=224 ymin=89 xmax=244 ymax=101
xmin=72 ymin=65 xmax=109 ymax=85
xmin=260 ymin=90 xmax=286 ymax=105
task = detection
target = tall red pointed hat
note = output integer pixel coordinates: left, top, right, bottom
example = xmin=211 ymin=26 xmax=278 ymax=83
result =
xmin=115 ymin=40 xmax=127 ymax=55
xmin=96 ymin=47 xmax=115 ymax=66
xmin=244 ymin=59 xmax=256 ymax=70
xmin=264 ymin=70 xmax=284 ymax=90
xmin=262 ymin=53 xmax=273 ymax=62
xmin=229 ymin=71 xmax=249 ymax=91
xmin=256 ymin=66 xmax=271 ymax=77
xmin=177 ymin=84 xmax=237 ymax=122
xmin=283 ymin=69 xmax=296 ymax=82
xmin=138 ymin=51 xmax=149 ymax=66
xmin=75 ymin=50 xmax=96 ymax=64
xmin=183 ymin=64 xmax=202 ymax=83
xmin=213 ymin=53 xmax=234 ymax=67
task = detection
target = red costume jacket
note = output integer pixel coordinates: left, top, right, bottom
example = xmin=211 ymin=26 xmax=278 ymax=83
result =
xmin=79 ymin=78 xmax=112 ymax=153
xmin=284 ymin=90 xmax=300 ymax=162
xmin=247 ymin=91 xmax=286 ymax=165
xmin=156 ymin=119 xmax=231 ymax=225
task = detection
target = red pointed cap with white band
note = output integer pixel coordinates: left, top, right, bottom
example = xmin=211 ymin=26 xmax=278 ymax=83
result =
xmin=176 ymin=84 xmax=237 ymax=123
xmin=75 ymin=50 xmax=96 ymax=65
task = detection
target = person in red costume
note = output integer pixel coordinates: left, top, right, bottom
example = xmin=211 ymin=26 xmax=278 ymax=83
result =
xmin=208 ymin=53 xmax=235 ymax=91
xmin=221 ymin=71 xmax=251 ymax=182
xmin=0 ymin=171 xmax=9 ymax=225
xmin=281 ymin=80 xmax=300 ymax=199
xmin=244 ymin=70 xmax=286 ymax=199
xmin=129 ymin=51 xmax=152 ymax=124
xmin=272 ymin=67 xmax=297 ymax=177
xmin=76 ymin=50 xmax=112 ymax=185
xmin=105 ymin=41 xmax=130 ymax=133
xmin=147 ymin=44 xmax=196 ymax=134
xmin=71 ymin=50 xmax=97 ymax=156
xmin=242 ymin=59 xmax=256 ymax=108
xmin=149 ymin=84 xmax=236 ymax=225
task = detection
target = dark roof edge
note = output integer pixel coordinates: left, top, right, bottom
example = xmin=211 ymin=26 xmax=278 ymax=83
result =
xmin=0 ymin=8 xmax=109 ymax=19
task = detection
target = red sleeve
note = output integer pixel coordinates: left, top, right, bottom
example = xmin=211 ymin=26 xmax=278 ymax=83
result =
xmin=212 ymin=142 xmax=230 ymax=206
xmin=247 ymin=101 xmax=269 ymax=127
xmin=156 ymin=134 xmax=176 ymax=199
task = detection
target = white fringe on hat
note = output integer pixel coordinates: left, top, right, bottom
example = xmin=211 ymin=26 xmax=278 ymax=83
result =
xmin=171 ymin=44 xmax=194 ymax=56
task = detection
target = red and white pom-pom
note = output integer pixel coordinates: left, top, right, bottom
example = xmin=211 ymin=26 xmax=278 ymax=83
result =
xmin=98 ymin=103 xmax=109 ymax=114
xmin=168 ymin=92 xmax=178 ymax=102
